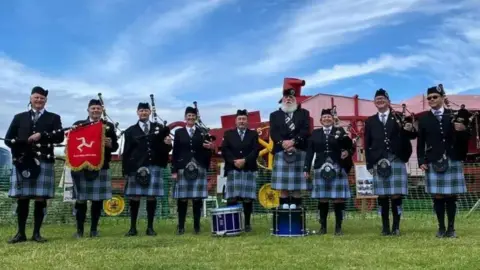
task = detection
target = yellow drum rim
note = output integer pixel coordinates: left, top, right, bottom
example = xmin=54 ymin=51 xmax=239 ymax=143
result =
xmin=103 ymin=195 xmax=125 ymax=216
xmin=258 ymin=183 xmax=280 ymax=209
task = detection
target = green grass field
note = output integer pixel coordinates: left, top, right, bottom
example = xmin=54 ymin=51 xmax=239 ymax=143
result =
xmin=1 ymin=214 xmax=479 ymax=270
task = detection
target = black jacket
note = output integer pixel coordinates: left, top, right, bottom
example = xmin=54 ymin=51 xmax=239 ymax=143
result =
xmin=269 ymin=107 xmax=310 ymax=153
xmin=121 ymin=121 xmax=172 ymax=176
xmin=304 ymin=126 xmax=354 ymax=174
xmin=221 ymin=128 xmax=259 ymax=176
xmin=5 ymin=110 xmax=64 ymax=163
xmin=364 ymin=112 xmax=417 ymax=170
xmin=72 ymin=118 xmax=118 ymax=170
xmin=171 ymin=126 xmax=213 ymax=173
xmin=417 ymin=109 xmax=470 ymax=166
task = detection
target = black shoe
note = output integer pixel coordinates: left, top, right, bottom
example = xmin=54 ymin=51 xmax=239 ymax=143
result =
xmin=381 ymin=229 xmax=391 ymax=236
xmin=146 ymin=228 xmax=157 ymax=236
xmin=73 ymin=230 xmax=84 ymax=239
xmin=176 ymin=227 xmax=185 ymax=235
xmin=436 ymin=228 xmax=446 ymax=238
xmin=125 ymin=228 xmax=138 ymax=237
xmin=194 ymin=227 xmax=200 ymax=234
xmin=445 ymin=229 xmax=457 ymax=238
xmin=31 ymin=233 xmax=47 ymax=243
xmin=391 ymin=229 xmax=400 ymax=236
xmin=8 ymin=233 xmax=27 ymax=244
xmin=245 ymin=225 xmax=252 ymax=232
xmin=319 ymin=227 xmax=327 ymax=235
xmin=334 ymin=228 xmax=343 ymax=236
xmin=89 ymin=231 xmax=99 ymax=237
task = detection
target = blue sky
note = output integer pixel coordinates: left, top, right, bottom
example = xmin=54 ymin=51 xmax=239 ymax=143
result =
xmin=1 ymin=0 xmax=480 ymax=146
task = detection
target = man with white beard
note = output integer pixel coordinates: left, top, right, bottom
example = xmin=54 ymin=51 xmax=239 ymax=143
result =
xmin=269 ymin=81 xmax=311 ymax=209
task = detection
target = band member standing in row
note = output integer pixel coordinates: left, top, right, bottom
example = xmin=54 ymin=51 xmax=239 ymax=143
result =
xmin=304 ymin=108 xmax=354 ymax=235
xmin=270 ymin=87 xmax=311 ymax=209
xmin=5 ymin=86 xmax=64 ymax=243
xmin=417 ymin=85 xmax=468 ymax=238
xmin=171 ymin=106 xmax=214 ymax=235
xmin=221 ymin=109 xmax=259 ymax=232
xmin=364 ymin=89 xmax=417 ymax=236
xmin=71 ymin=99 xmax=118 ymax=238
xmin=122 ymin=102 xmax=172 ymax=236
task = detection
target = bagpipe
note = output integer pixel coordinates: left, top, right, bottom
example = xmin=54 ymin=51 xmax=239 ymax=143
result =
xmin=134 ymin=94 xmax=174 ymax=140
xmin=66 ymin=93 xmax=122 ymax=181
xmin=319 ymin=105 xmax=356 ymax=180
xmin=390 ymin=103 xmax=416 ymax=132
xmin=193 ymin=101 xmax=216 ymax=143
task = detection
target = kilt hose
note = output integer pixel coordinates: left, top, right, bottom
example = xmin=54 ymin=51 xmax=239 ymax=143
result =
xmin=312 ymin=163 xmax=351 ymax=199
xmin=72 ymin=169 xmax=112 ymax=201
xmin=172 ymin=166 xmax=208 ymax=199
xmin=124 ymin=166 xmax=164 ymax=197
xmin=373 ymin=155 xmax=408 ymax=196
xmin=426 ymin=159 xmax=466 ymax=195
xmin=225 ymin=170 xmax=257 ymax=200
xmin=271 ymin=150 xmax=310 ymax=191
xmin=8 ymin=162 xmax=55 ymax=199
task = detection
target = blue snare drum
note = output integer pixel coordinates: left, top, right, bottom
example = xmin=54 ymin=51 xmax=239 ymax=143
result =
xmin=211 ymin=206 xmax=244 ymax=236
xmin=272 ymin=208 xmax=306 ymax=237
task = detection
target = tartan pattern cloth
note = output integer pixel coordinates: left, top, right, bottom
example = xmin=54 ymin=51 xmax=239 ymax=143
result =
xmin=373 ymin=155 xmax=408 ymax=196
xmin=426 ymin=159 xmax=466 ymax=194
xmin=225 ymin=170 xmax=257 ymax=200
xmin=72 ymin=169 xmax=112 ymax=201
xmin=8 ymin=162 xmax=55 ymax=199
xmin=124 ymin=166 xmax=164 ymax=197
xmin=271 ymin=150 xmax=310 ymax=191
xmin=172 ymin=166 xmax=208 ymax=199
xmin=312 ymin=163 xmax=351 ymax=199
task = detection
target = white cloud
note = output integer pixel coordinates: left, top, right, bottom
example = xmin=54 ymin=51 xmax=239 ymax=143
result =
xmin=414 ymin=11 xmax=480 ymax=94
xmin=227 ymin=53 xmax=426 ymax=105
xmin=237 ymin=0 xmax=459 ymax=76
xmin=95 ymin=0 xmax=233 ymax=75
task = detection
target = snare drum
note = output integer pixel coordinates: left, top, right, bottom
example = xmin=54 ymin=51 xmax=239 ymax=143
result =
xmin=272 ymin=208 xmax=307 ymax=237
xmin=211 ymin=206 xmax=244 ymax=236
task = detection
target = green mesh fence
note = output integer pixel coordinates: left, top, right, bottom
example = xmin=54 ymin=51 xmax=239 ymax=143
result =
xmin=0 ymin=159 xmax=479 ymax=225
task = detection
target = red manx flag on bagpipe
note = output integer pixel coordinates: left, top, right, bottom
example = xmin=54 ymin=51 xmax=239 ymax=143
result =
xmin=65 ymin=121 xmax=105 ymax=171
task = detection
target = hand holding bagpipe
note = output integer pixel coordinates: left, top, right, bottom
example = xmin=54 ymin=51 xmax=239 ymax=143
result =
xmin=390 ymin=104 xmax=416 ymax=132
xmin=329 ymin=105 xmax=355 ymax=155
xmin=441 ymin=84 xmax=477 ymax=132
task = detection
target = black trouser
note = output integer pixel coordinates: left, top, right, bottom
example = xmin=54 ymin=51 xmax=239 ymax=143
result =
xmin=177 ymin=199 xmax=202 ymax=230
xmin=15 ymin=198 xmax=47 ymax=236
xmin=128 ymin=198 xmax=157 ymax=230
xmin=74 ymin=200 xmax=103 ymax=233
xmin=317 ymin=200 xmax=345 ymax=231
xmin=377 ymin=196 xmax=403 ymax=232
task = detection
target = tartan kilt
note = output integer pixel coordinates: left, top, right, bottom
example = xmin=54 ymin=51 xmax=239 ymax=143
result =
xmin=312 ymin=163 xmax=351 ymax=199
xmin=172 ymin=166 xmax=208 ymax=199
xmin=426 ymin=159 xmax=466 ymax=195
xmin=271 ymin=150 xmax=310 ymax=191
xmin=8 ymin=162 xmax=55 ymax=199
xmin=72 ymin=169 xmax=112 ymax=201
xmin=373 ymin=156 xmax=408 ymax=196
xmin=225 ymin=170 xmax=257 ymax=200
xmin=124 ymin=166 xmax=164 ymax=197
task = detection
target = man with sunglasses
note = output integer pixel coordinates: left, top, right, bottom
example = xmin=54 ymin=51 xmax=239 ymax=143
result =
xmin=417 ymin=85 xmax=468 ymax=238
xmin=364 ymin=89 xmax=417 ymax=236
